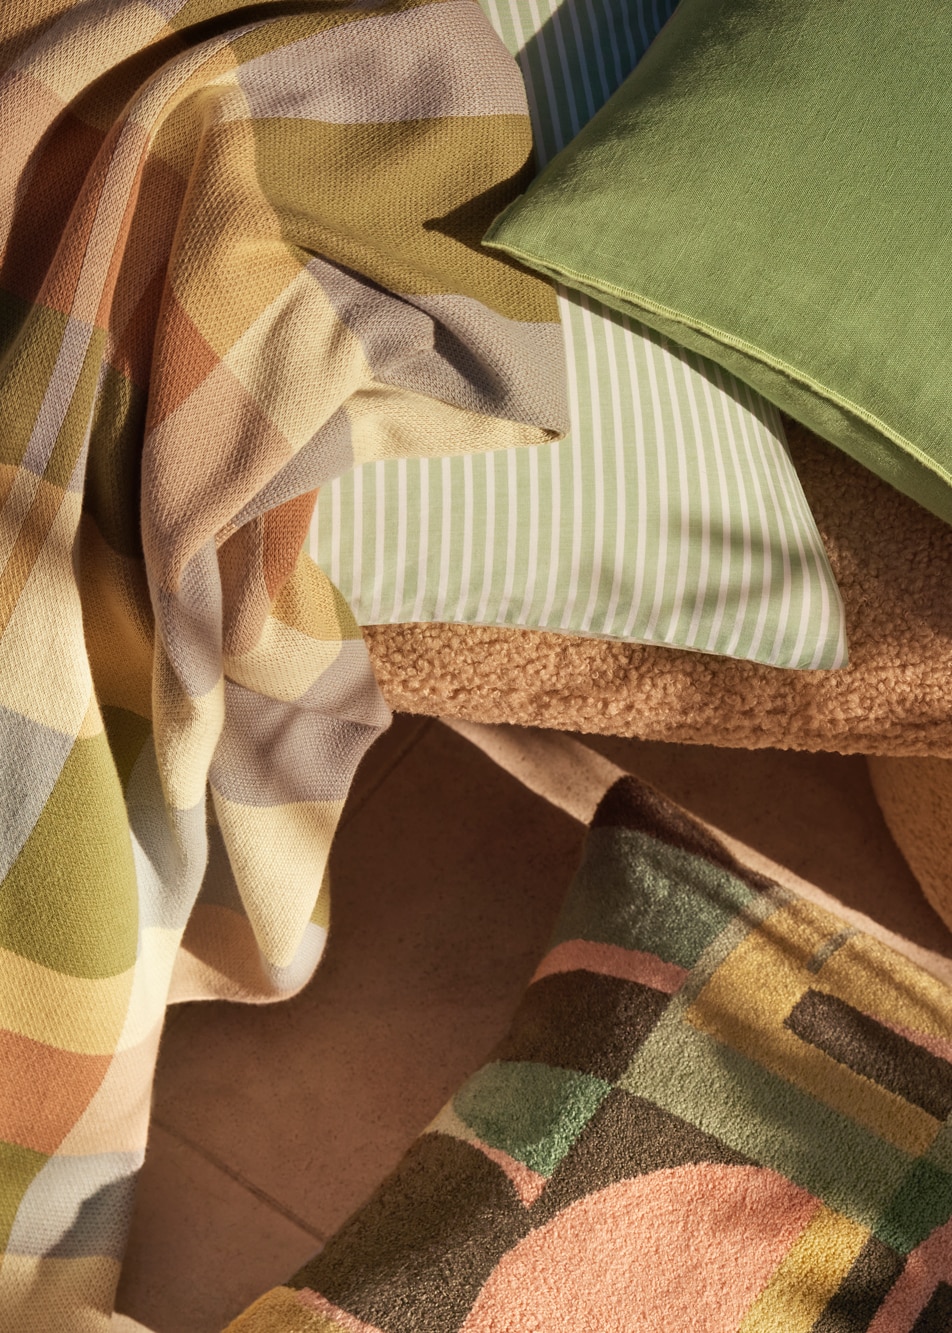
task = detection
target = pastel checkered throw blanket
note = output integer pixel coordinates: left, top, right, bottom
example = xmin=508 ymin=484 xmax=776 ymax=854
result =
xmin=0 ymin=1 xmax=563 ymax=1325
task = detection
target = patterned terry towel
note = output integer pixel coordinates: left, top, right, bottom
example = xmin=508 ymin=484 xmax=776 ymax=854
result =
xmin=0 ymin=2 xmax=563 ymax=1326
xmin=230 ymin=776 xmax=952 ymax=1332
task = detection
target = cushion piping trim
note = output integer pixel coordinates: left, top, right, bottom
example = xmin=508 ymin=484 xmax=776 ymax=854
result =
xmin=483 ymin=239 xmax=952 ymax=495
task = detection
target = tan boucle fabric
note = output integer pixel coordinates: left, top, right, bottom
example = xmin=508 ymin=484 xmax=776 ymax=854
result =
xmin=366 ymin=423 xmax=952 ymax=755
xmin=868 ymin=756 xmax=952 ymax=930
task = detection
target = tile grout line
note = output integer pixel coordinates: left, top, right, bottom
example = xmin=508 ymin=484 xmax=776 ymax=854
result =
xmin=339 ymin=716 xmax=434 ymax=830
xmin=152 ymin=1115 xmax=328 ymax=1244
xmin=149 ymin=720 xmax=439 ymax=1255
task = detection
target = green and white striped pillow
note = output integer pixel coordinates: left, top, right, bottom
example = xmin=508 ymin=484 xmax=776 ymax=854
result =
xmin=309 ymin=0 xmax=847 ymax=670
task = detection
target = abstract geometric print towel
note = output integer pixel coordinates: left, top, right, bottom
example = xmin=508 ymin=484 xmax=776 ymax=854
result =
xmin=0 ymin=1 xmax=563 ymax=1326
xmin=231 ymin=777 xmax=952 ymax=1331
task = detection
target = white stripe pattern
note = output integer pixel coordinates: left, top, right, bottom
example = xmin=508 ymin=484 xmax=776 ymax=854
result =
xmin=308 ymin=0 xmax=847 ymax=670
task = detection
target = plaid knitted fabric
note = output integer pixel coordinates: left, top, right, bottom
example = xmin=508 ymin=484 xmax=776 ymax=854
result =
xmin=0 ymin=2 xmax=563 ymax=1326
xmin=230 ymin=776 xmax=952 ymax=1332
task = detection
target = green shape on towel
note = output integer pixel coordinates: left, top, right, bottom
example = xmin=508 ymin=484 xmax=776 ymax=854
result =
xmin=552 ymin=826 xmax=756 ymax=968
xmin=875 ymin=1158 xmax=952 ymax=1254
xmin=453 ymin=1062 xmax=612 ymax=1177
xmin=622 ymin=1003 xmax=912 ymax=1233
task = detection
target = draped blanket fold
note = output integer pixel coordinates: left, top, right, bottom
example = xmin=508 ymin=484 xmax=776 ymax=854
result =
xmin=0 ymin=1 xmax=564 ymax=1324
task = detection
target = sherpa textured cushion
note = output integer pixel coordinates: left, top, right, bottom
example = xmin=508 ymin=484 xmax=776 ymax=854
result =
xmin=227 ymin=775 xmax=952 ymax=1331
xmin=366 ymin=424 xmax=952 ymax=757
xmin=310 ymin=0 xmax=848 ymax=671
xmin=485 ymin=0 xmax=952 ymax=527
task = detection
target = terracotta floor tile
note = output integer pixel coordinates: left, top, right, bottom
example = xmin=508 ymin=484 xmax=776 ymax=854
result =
xmin=340 ymin=712 xmax=433 ymax=818
xmin=115 ymin=1124 xmax=319 ymax=1333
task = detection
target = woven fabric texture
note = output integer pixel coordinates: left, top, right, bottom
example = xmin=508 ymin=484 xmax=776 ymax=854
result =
xmin=228 ymin=775 xmax=952 ymax=1331
xmin=0 ymin=1 xmax=564 ymax=1326
xmin=311 ymin=0 xmax=847 ymax=670
xmin=485 ymin=0 xmax=952 ymax=528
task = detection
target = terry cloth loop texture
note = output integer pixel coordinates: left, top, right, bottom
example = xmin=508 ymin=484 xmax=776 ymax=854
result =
xmin=0 ymin=0 xmax=564 ymax=1326
xmin=227 ymin=774 xmax=952 ymax=1332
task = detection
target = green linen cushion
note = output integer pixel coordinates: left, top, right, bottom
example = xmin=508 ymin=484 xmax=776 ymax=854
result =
xmin=227 ymin=775 xmax=952 ymax=1332
xmin=308 ymin=0 xmax=848 ymax=670
xmin=485 ymin=0 xmax=952 ymax=527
